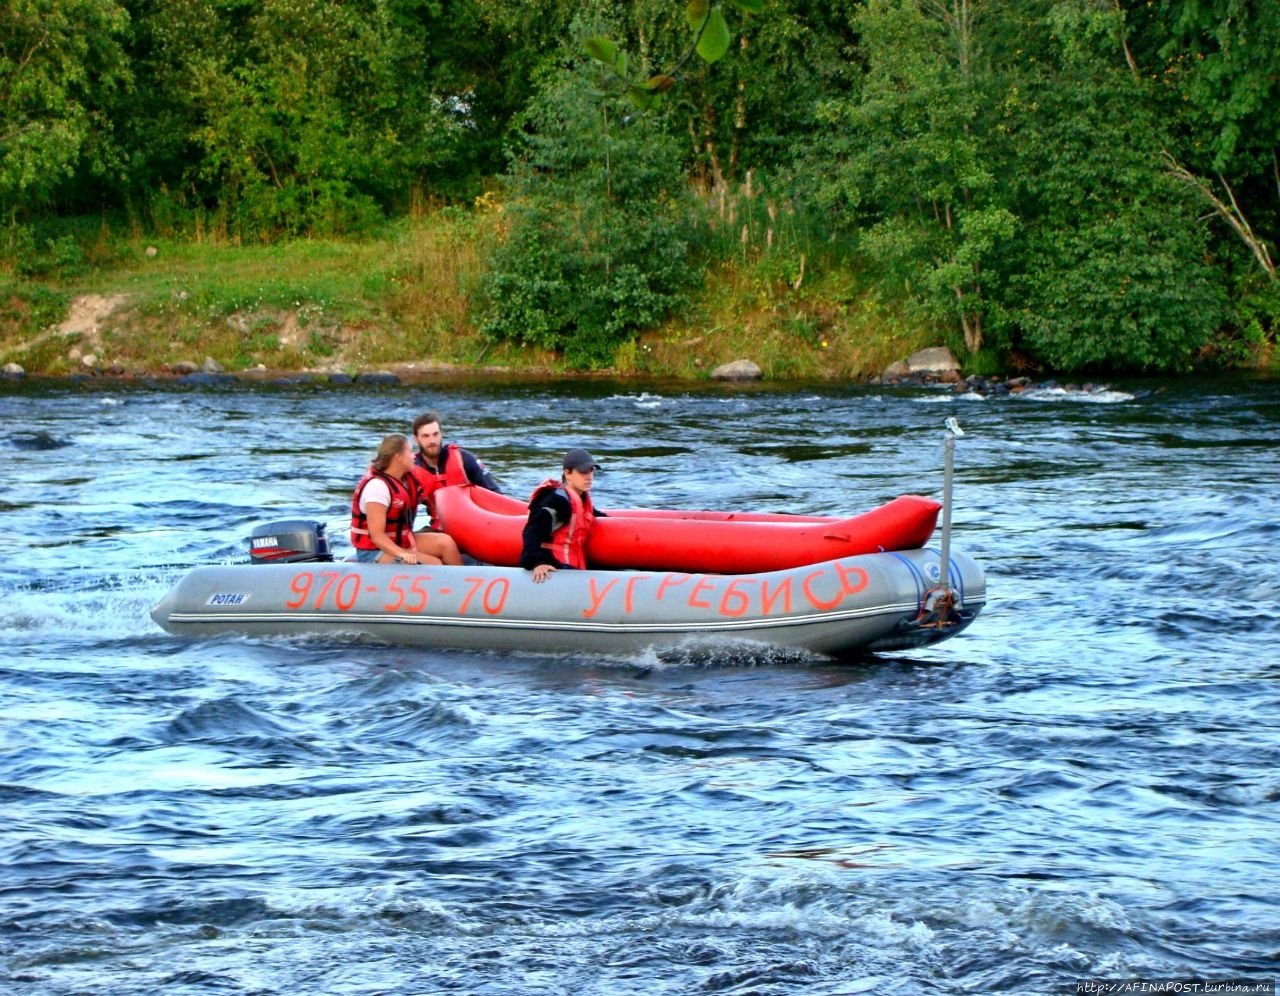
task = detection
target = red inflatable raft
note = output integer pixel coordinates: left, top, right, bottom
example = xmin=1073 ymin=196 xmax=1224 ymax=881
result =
xmin=433 ymin=485 xmax=942 ymax=575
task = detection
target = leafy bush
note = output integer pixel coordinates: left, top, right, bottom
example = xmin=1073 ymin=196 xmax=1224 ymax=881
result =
xmin=989 ymin=70 xmax=1226 ymax=373
xmin=475 ymin=62 xmax=701 ymax=368
xmin=1 ymin=223 xmax=89 ymax=278
xmin=1208 ymin=281 xmax=1280 ymax=367
xmin=1003 ymin=209 xmax=1222 ymax=372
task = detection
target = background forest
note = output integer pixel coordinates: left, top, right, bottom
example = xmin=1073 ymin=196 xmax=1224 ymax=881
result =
xmin=2 ymin=0 xmax=1278 ymax=376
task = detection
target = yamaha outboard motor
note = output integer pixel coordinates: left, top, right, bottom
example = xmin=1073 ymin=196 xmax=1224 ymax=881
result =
xmin=249 ymin=520 xmax=333 ymax=564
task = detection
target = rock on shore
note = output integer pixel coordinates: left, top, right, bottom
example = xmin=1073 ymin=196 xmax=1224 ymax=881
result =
xmin=710 ymin=359 xmax=764 ymax=381
xmin=876 ymin=346 xmax=1115 ymax=397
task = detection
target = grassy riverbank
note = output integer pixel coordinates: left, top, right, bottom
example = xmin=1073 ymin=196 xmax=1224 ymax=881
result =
xmin=1 ymin=209 xmax=938 ymax=381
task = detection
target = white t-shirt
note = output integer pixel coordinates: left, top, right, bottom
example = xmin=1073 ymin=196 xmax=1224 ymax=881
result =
xmin=359 ymin=478 xmax=392 ymax=513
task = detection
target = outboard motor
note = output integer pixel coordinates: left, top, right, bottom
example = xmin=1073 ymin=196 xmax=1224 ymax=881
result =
xmin=249 ymin=520 xmax=333 ymax=564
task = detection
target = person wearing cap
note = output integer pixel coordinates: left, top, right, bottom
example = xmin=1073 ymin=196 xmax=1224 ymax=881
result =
xmin=520 ymin=449 xmax=607 ymax=582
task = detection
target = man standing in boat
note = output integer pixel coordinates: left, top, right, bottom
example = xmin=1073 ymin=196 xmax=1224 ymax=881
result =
xmin=410 ymin=410 xmax=501 ymax=532
xmin=521 ymin=449 xmax=606 ymax=583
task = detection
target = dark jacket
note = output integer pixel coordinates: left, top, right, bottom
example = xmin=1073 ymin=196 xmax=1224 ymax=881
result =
xmin=519 ymin=489 xmax=607 ymax=569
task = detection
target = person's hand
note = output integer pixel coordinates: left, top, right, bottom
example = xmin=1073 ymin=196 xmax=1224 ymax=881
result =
xmin=397 ymin=550 xmax=419 ymax=565
xmin=532 ymin=564 xmax=556 ymax=583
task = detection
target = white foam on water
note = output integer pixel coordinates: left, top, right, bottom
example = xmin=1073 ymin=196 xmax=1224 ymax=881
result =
xmin=606 ymin=392 xmax=669 ymax=410
xmin=913 ymin=392 xmax=987 ymax=403
xmin=1016 ymin=386 xmax=1135 ymax=403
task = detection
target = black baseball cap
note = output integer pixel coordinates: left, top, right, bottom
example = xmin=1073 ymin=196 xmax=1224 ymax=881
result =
xmin=562 ymin=448 xmax=600 ymax=472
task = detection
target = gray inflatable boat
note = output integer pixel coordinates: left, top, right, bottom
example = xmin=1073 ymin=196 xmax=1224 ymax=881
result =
xmin=151 ymin=536 xmax=985 ymax=658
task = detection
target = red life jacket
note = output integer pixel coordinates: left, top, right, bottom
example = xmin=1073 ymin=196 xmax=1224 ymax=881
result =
xmin=411 ymin=445 xmax=468 ymax=528
xmin=529 ymin=479 xmax=595 ymax=569
xmin=350 ymin=468 xmax=417 ymax=551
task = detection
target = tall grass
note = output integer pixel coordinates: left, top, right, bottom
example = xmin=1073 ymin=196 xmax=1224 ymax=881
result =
xmin=613 ymin=176 xmax=934 ymax=379
xmin=1 ymin=211 xmax=499 ymax=374
xmin=2 ymin=193 xmax=933 ymax=378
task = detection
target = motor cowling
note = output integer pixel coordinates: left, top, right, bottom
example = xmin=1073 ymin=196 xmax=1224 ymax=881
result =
xmin=249 ymin=520 xmax=333 ymax=564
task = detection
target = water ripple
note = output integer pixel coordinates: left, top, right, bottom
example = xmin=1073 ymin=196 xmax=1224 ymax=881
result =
xmin=2 ymin=377 xmax=1280 ymax=994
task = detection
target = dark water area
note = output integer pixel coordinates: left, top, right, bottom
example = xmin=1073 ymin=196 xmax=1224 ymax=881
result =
xmin=2 ymin=375 xmax=1278 ymax=995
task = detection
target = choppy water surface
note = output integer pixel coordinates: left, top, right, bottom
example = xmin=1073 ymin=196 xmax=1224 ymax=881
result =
xmin=2 ymin=375 xmax=1278 ymax=995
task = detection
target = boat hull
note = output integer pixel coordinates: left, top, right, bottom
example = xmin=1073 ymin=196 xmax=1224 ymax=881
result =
xmin=151 ymin=548 xmax=985 ymax=657
xmin=433 ymin=485 xmax=943 ymax=574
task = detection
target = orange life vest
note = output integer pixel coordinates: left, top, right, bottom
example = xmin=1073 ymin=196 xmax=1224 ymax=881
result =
xmin=350 ymin=469 xmax=416 ymax=551
xmin=529 ymin=479 xmax=595 ymax=569
xmin=411 ymin=445 xmax=468 ymax=528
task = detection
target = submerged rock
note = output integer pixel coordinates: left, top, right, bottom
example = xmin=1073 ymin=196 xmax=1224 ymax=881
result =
xmin=354 ymin=371 xmax=401 ymax=386
xmin=11 ymin=430 xmax=72 ymax=450
xmin=181 ymin=371 xmax=239 ymax=386
xmin=875 ymin=356 xmax=1119 ymax=399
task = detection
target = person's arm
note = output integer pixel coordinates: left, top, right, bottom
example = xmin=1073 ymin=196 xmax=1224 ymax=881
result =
xmin=520 ymin=494 xmax=568 ymax=576
xmin=462 ymin=449 xmax=501 ymax=493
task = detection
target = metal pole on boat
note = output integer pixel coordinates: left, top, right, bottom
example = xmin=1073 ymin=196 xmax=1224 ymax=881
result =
xmin=939 ymin=417 xmax=964 ymax=592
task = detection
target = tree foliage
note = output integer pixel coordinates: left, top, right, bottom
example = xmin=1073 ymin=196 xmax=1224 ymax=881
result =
xmin=1156 ymin=0 xmax=1279 ymax=301
xmin=2 ymin=0 xmax=1278 ymax=372
xmin=982 ymin=4 xmax=1227 ymax=371
xmin=475 ymin=61 xmax=700 ymax=368
xmin=801 ymin=0 xmax=1244 ymax=371
xmin=812 ymin=0 xmax=1013 ymax=355
xmin=0 ymin=0 xmax=131 ymax=218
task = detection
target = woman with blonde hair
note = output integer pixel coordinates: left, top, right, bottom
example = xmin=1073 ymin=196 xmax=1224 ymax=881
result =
xmin=350 ymin=434 xmax=460 ymax=566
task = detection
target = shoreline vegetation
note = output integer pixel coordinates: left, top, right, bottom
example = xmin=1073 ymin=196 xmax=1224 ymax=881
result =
xmin=5 ymin=210 xmax=1272 ymax=390
xmin=5 ymin=2 xmax=1279 ymax=385
xmin=0 ymin=210 xmax=952 ymax=385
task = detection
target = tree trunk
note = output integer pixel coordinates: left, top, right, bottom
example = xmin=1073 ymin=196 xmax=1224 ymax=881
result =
xmin=1164 ymin=152 xmax=1277 ymax=282
xmin=955 ymin=286 xmax=984 ymax=353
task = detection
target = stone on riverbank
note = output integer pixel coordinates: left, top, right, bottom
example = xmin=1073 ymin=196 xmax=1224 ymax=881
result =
xmin=2 ymin=362 xmax=24 ymax=379
xmin=181 ymin=371 xmax=239 ymax=386
xmin=906 ymin=346 xmax=961 ymax=375
xmin=354 ymin=371 xmax=402 ymax=386
xmin=710 ymin=359 xmax=763 ymax=381
xmin=877 ymin=347 xmax=963 ymax=385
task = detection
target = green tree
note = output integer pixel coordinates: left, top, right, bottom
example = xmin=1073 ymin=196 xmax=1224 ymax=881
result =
xmin=582 ymin=0 xmax=858 ymax=190
xmin=674 ymin=0 xmax=859 ymax=190
xmin=112 ymin=0 xmax=579 ymax=235
xmin=383 ymin=0 xmax=581 ymax=197
xmin=989 ymin=2 xmax=1224 ymax=372
xmin=0 ymin=0 xmax=131 ymax=222
xmin=1158 ymin=0 xmax=1279 ymax=297
xmin=1162 ymin=0 xmax=1280 ymax=183
xmin=128 ymin=0 xmax=480 ymax=236
xmin=811 ymin=0 xmax=1014 ymax=356
xmin=799 ymin=0 xmax=1230 ymax=372
xmin=476 ymin=59 xmax=700 ymax=368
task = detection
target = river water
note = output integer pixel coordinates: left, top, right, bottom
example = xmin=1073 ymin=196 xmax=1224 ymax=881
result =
xmin=2 ymin=374 xmax=1278 ymax=995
